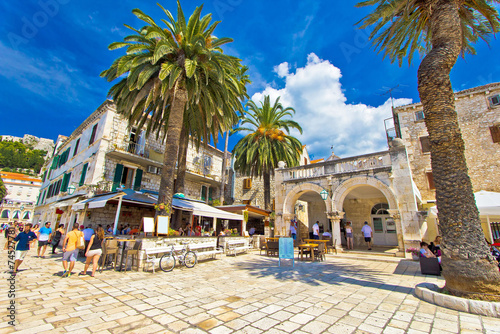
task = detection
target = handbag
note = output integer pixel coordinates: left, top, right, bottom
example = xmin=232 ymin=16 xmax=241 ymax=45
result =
xmin=76 ymin=232 xmax=85 ymax=250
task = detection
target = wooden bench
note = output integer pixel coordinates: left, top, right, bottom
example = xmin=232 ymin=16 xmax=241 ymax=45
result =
xmin=226 ymin=239 xmax=251 ymax=256
xmin=143 ymin=245 xmax=184 ymax=273
xmin=188 ymin=241 xmax=223 ymax=260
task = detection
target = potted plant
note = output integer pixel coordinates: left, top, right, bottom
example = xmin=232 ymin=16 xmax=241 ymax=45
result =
xmin=406 ymin=248 xmax=420 ymax=260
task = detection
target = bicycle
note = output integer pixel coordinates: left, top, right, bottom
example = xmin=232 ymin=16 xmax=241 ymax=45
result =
xmin=159 ymin=244 xmax=197 ymax=272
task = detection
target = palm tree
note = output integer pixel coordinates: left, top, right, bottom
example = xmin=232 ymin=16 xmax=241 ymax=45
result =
xmin=357 ymin=0 xmax=500 ymax=299
xmin=233 ymin=96 xmax=303 ymax=211
xmin=101 ymin=2 xmax=247 ymax=216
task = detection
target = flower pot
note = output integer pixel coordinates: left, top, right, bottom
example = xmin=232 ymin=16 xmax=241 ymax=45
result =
xmin=412 ymin=254 xmax=419 ymax=261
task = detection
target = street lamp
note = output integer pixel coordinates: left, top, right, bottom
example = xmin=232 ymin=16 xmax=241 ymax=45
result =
xmin=67 ymin=185 xmax=76 ymax=195
xmin=320 ymin=189 xmax=328 ymax=201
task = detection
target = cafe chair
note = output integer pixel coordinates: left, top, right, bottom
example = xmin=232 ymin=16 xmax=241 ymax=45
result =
xmin=124 ymin=240 xmax=142 ymax=272
xmin=314 ymin=243 xmax=326 ymax=261
xmin=266 ymin=241 xmax=279 ymax=257
xmin=259 ymin=236 xmax=267 ymax=255
xmin=99 ymin=239 xmax=118 ymax=273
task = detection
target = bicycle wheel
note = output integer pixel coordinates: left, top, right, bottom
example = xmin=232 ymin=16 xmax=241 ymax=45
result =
xmin=159 ymin=254 xmax=176 ymax=272
xmin=184 ymin=251 xmax=197 ymax=268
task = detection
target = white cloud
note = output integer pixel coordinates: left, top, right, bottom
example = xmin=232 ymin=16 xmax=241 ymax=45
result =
xmin=251 ymin=53 xmax=412 ymax=159
xmin=273 ymin=62 xmax=289 ymax=78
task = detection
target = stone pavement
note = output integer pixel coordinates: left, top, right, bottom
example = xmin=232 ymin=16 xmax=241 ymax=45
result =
xmin=2 ymin=242 xmax=500 ymax=334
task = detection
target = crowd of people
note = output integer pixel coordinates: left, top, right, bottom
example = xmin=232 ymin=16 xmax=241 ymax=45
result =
xmin=2 ymin=221 xmax=107 ymax=277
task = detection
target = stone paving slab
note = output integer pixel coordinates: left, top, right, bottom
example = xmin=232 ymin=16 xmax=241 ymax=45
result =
xmin=2 ymin=238 xmax=500 ymax=333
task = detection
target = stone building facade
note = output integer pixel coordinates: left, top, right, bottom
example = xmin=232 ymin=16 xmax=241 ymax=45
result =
xmin=274 ymin=82 xmax=500 ymax=252
xmin=34 ymin=100 xmax=230 ymax=232
xmin=395 ymin=82 xmax=500 ymax=242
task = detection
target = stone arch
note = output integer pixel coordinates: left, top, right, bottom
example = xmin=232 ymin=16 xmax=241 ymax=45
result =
xmin=332 ymin=176 xmax=398 ymax=211
xmin=283 ymin=182 xmax=331 ymax=215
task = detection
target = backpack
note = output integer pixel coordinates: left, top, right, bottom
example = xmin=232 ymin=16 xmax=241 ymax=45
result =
xmin=75 ymin=231 xmax=85 ymax=250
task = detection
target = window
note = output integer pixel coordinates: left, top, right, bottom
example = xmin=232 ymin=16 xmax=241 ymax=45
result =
xmin=420 ymin=136 xmax=431 ymax=153
xmin=201 ymin=185 xmax=208 ymax=201
xmin=89 ymin=123 xmax=98 ymax=145
xmin=490 ymin=126 xmax=500 ymax=143
xmin=243 ymin=178 xmax=252 ymax=189
xmin=371 ymin=203 xmax=389 ymax=215
xmin=489 ymin=94 xmax=500 ymax=107
xmin=415 ymin=110 xmax=425 ymax=121
xmin=242 ymin=200 xmax=251 ymax=205
xmin=73 ymin=138 xmax=80 ymax=157
xmin=426 ymin=172 xmax=435 ymax=190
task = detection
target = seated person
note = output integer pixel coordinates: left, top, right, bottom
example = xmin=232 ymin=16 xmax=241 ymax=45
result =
xmin=322 ymin=230 xmax=332 ymax=237
xmin=420 ymin=241 xmax=441 ymax=263
xmin=429 ymin=236 xmax=442 ymax=256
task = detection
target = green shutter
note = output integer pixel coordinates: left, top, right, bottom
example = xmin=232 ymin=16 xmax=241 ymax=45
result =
xmin=79 ymin=163 xmax=88 ymax=186
xmin=112 ymin=164 xmax=124 ymax=191
xmin=133 ymin=169 xmax=143 ymax=191
xmin=201 ymin=186 xmax=207 ymax=201
xmin=42 ymin=171 xmax=47 ymax=182
xmin=51 ymin=156 xmax=59 ymax=169
xmin=208 ymin=187 xmax=213 ymax=201
xmin=61 ymin=172 xmax=71 ymax=192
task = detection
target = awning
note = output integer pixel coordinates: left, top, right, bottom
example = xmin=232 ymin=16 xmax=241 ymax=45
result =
xmin=72 ymin=192 xmax=125 ymax=211
xmin=173 ymin=198 xmax=243 ymax=220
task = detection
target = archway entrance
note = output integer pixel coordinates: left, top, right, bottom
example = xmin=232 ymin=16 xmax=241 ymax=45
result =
xmin=293 ymin=191 xmax=329 ymax=240
xmin=341 ymin=185 xmax=397 ymax=247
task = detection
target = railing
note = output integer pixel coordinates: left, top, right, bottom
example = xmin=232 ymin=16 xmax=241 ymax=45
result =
xmin=112 ymin=141 xmax=151 ymax=159
xmin=281 ymin=151 xmax=392 ymax=181
xmin=186 ymin=159 xmax=220 ymax=182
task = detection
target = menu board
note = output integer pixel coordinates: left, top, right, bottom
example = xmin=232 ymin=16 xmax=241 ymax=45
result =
xmin=157 ymin=216 xmax=169 ymax=235
xmin=143 ymin=217 xmax=155 ymax=233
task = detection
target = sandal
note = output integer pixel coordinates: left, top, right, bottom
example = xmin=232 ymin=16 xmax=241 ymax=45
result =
xmin=78 ymin=272 xmax=86 ymax=276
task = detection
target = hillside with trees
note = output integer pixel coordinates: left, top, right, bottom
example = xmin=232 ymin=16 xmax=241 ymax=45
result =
xmin=0 ymin=140 xmax=48 ymax=174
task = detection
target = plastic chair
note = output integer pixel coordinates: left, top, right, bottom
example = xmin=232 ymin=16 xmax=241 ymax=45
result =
xmin=99 ymin=239 xmax=118 ymax=273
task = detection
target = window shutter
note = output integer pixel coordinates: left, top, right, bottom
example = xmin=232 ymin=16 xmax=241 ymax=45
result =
xmin=61 ymin=172 xmax=71 ymax=192
xmin=42 ymin=171 xmax=47 ymax=182
xmin=112 ymin=164 xmax=124 ymax=191
xmin=243 ymin=178 xmax=252 ymax=189
xmin=490 ymin=126 xmax=500 ymax=143
xmin=89 ymin=124 xmax=98 ymax=145
xmin=73 ymin=139 xmax=80 ymax=157
xmin=133 ymin=169 xmax=143 ymax=191
xmin=208 ymin=187 xmax=213 ymax=201
xmin=420 ymin=136 xmax=431 ymax=153
xmin=51 ymin=156 xmax=59 ymax=169
xmin=79 ymin=163 xmax=88 ymax=187
xmin=201 ymin=185 xmax=207 ymax=201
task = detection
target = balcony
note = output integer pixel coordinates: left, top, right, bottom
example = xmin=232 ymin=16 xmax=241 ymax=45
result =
xmin=106 ymin=141 xmax=163 ymax=167
xmin=280 ymin=151 xmax=392 ymax=181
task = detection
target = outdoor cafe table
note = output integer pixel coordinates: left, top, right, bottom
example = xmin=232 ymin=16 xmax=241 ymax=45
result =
xmin=304 ymin=239 xmax=330 ymax=253
xmin=298 ymin=243 xmax=319 ymax=261
xmin=266 ymin=237 xmax=280 ymax=242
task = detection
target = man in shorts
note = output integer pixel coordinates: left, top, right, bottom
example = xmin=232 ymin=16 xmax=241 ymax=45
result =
xmin=361 ymin=221 xmax=373 ymax=250
xmin=37 ymin=221 xmax=53 ymax=258
xmin=312 ymin=221 xmax=320 ymax=240
xmin=62 ymin=223 xmax=83 ymax=278
xmin=13 ymin=223 xmax=37 ymax=274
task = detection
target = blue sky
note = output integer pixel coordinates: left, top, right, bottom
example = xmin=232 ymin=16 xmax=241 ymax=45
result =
xmin=1 ymin=1 xmax=499 ymax=159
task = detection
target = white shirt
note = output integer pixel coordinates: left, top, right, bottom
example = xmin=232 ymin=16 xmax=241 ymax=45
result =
xmin=290 ymin=225 xmax=296 ymax=234
xmin=312 ymin=223 xmax=319 ymax=236
xmin=322 ymin=232 xmax=331 ymax=237
xmin=249 ymin=227 xmax=255 ymax=235
xmin=361 ymin=224 xmax=373 ymax=237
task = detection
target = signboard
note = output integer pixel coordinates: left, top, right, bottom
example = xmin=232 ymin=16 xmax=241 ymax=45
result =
xmin=143 ymin=217 xmax=155 ymax=233
xmin=279 ymin=237 xmax=294 ymax=267
xmin=157 ymin=216 xmax=169 ymax=235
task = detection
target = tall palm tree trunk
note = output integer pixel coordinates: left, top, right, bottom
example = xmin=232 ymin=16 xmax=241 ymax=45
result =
xmin=418 ymin=0 xmax=500 ymax=299
xmin=219 ymin=131 xmax=229 ymax=204
xmin=175 ymin=126 xmax=189 ymax=194
xmin=173 ymin=126 xmax=189 ymax=229
xmin=158 ymin=87 xmax=188 ymax=218
xmin=263 ymin=170 xmax=271 ymax=212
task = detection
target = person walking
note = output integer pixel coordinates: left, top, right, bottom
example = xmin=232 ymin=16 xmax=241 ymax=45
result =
xmin=51 ymin=224 xmax=65 ymax=254
xmin=345 ymin=222 xmax=354 ymax=250
xmin=61 ymin=223 xmax=83 ymax=278
xmin=361 ymin=221 xmax=373 ymax=250
xmin=80 ymin=226 xmax=104 ymax=277
xmin=312 ymin=221 xmax=320 ymax=240
xmin=82 ymin=224 xmax=94 ymax=254
xmin=290 ymin=220 xmax=297 ymax=240
xmin=37 ymin=222 xmax=53 ymax=258
xmin=13 ymin=223 xmax=37 ymax=274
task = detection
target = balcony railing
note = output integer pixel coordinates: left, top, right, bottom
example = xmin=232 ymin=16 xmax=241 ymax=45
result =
xmin=281 ymin=151 xmax=392 ymax=181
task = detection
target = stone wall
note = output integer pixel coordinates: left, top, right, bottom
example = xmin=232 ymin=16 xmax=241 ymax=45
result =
xmin=233 ymin=173 xmax=275 ymax=210
xmin=396 ymin=84 xmax=500 ymax=202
